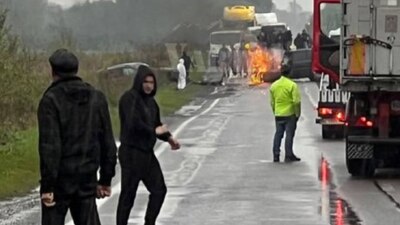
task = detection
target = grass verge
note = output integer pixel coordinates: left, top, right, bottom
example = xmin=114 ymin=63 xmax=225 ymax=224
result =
xmin=0 ymin=129 xmax=39 ymax=199
xmin=156 ymin=79 xmax=204 ymax=116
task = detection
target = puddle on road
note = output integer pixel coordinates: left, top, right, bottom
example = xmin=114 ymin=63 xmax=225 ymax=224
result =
xmin=318 ymin=157 xmax=363 ymax=225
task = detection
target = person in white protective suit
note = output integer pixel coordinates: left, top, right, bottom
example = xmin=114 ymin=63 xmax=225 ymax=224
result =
xmin=231 ymin=43 xmax=241 ymax=77
xmin=177 ymin=58 xmax=187 ymax=90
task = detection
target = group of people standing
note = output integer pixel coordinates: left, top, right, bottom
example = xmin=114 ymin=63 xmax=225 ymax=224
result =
xmin=294 ymin=29 xmax=312 ymax=49
xmin=258 ymin=29 xmax=293 ymax=51
xmin=217 ymin=43 xmax=249 ymax=84
xmin=38 ymin=49 xmax=180 ymax=225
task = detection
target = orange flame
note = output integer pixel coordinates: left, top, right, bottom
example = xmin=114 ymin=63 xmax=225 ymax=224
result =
xmin=247 ymin=44 xmax=283 ymax=85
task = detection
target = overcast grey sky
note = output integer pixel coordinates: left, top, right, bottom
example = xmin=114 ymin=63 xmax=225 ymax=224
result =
xmin=48 ymin=0 xmax=84 ymax=8
xmin=49 ymin=0 xmax=312 ymax=12
xmin=274 ymin=0 xmax=312 ymax=12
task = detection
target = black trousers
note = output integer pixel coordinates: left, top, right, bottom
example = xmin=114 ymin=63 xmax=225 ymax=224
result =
xmin=41 ymin=195 xmax=100 ymax=225
xmin=186 ymin=71 xmax=190 ymax=81
xmin=117 ymin=147 xmax=167 ymax=225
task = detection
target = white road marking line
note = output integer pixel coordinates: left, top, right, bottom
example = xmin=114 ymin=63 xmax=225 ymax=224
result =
xmin=303 ymin=86 xmax=318 ymax=109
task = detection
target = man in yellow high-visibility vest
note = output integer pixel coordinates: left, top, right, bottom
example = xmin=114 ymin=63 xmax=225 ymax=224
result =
xmin=269 ymin=59 xmax=301 ymax=163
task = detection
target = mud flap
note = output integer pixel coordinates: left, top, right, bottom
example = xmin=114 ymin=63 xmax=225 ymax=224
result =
xmin=346 ymin=140 xmax=375 ymax=176
xmin=346 ymin=143 xmax=374 ymax=159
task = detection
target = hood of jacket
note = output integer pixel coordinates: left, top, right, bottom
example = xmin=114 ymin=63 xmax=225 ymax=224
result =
xmin=132 ymin=65 xmax=157 ymax=97
xmin=47 ymin=76 xmax=92 ymax=105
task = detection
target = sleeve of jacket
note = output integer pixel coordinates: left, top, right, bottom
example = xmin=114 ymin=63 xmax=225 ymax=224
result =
xmin=98 ymin=92 xmax=117 ymax=186
xmin=269 ymin=87 xmax=275 ymax=114
xmin=37 ymin=95 xmax=61 ymax=194
xmin=292 ymin=83 xmax=301 ymax=117
xmin=119 ymin=92 xmax=155 ymax=136
xmin=155 ymin=102 xmax=172 ymax=142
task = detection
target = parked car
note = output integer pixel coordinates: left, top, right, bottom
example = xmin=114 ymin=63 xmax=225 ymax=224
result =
xmin=285 ymin=48 xmax=313 ymax=81
xmin=263 ymin=48 xmax=313 ymax=82
xmin=97 ymin=62 xmax=149 ymax=106
xmin=158 ymin=66 xmax=179 ymax=81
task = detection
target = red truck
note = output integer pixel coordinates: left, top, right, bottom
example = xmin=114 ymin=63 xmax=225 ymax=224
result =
xmin=313 ymin=0 xmax=349 ymax=139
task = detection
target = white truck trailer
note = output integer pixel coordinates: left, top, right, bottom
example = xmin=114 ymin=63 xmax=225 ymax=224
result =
xmin=341 ymin=0 xmax=400 ymax=176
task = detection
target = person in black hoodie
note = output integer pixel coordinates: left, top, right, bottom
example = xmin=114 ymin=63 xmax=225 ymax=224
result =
xmin=37 ymin=49 xmax=117 ymax=225
xmin=180 ymin=51 xmax=195 ymax=81
xmin=117 ymin=65 xmax=180 ymax=225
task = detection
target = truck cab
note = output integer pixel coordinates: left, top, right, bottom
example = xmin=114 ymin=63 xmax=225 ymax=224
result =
xmin=313 ymin=0 xmax=349 ymax=139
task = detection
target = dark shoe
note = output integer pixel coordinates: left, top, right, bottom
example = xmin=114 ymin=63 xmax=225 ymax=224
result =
xmin=273 ymin=155 xmax=280 ymax=163
xmin=284 ymin=155 xmax=301 ymax=162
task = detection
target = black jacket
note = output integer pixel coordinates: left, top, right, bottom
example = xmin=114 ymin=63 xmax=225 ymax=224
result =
xmin=181 ymin=53 xmax=193 ymax=71
xmin=119 ymin=65 xmax=171 ymax=153
xmin=37 ymin=76 xmax=117 ymax=197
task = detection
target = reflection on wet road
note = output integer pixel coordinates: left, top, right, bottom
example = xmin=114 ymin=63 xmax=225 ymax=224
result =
xmin=318 ymin=157 xmax=362 ymax=225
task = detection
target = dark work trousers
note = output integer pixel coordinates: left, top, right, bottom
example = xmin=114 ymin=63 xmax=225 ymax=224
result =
xmin=186 ymin=70 xmax=190 ymax=81
xmin=116 ymin=146 xmax=167 ymax=225
xmin=41 ymin=195 xmax=100 ymax=225
xmin=272 ymin=115 xmax=298 ymax=157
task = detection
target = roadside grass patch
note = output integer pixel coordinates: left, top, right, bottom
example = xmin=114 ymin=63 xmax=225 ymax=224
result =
xmin=0 ymin=129 xmax=39 ymax=199
xmin=157 ymin=72 xmax=204 ymax=116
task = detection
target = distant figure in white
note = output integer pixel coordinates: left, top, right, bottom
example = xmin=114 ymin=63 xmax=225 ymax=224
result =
xmin=231 ymin=43 xmax=241 ymax=77
xmin=177 ymin=58 xmax=187 ymax=90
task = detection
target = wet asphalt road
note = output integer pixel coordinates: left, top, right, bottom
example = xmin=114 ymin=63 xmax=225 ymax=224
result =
xmin=1 ymin=78 xmax=400 ymax=225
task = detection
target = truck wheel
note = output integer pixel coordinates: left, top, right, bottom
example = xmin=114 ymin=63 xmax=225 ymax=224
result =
xmin=346 ymin=159 xmax=362 ymax=176
xmin=322 ymin=125 xmax=331 ymax=139
xmin=311 ymin=73 xmax=321 ymax=83
xmin=308 ymin=72 xmax=317 ymax=82
xmin=346 ymin=159 xmax=375 ymax=177
xmin=334 ymin=125 xmax=345 ymax=139
xmin=322 ymin=125 xmax=344 ymax=139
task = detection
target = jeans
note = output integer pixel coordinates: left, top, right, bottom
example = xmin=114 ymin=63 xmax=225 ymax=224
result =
xmin=272 ymin=115 xmax=298 ymax=157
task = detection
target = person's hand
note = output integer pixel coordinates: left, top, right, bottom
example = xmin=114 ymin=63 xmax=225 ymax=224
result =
xmin=168 ymin=137 xmax=181 ymax=150
xmin=155 ymin=125 xmax=168 ymax=135
xmin=96 ymin=185 xmax=111 ymax=199
xmin=41 ymin=192 xmax=56 ymax=207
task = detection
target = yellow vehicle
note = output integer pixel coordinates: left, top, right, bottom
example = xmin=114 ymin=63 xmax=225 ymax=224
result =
xmin=223 ymin=5 xmax=255 ymax=28
xmin=223 ymin=5 xmax=255 ymax=22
